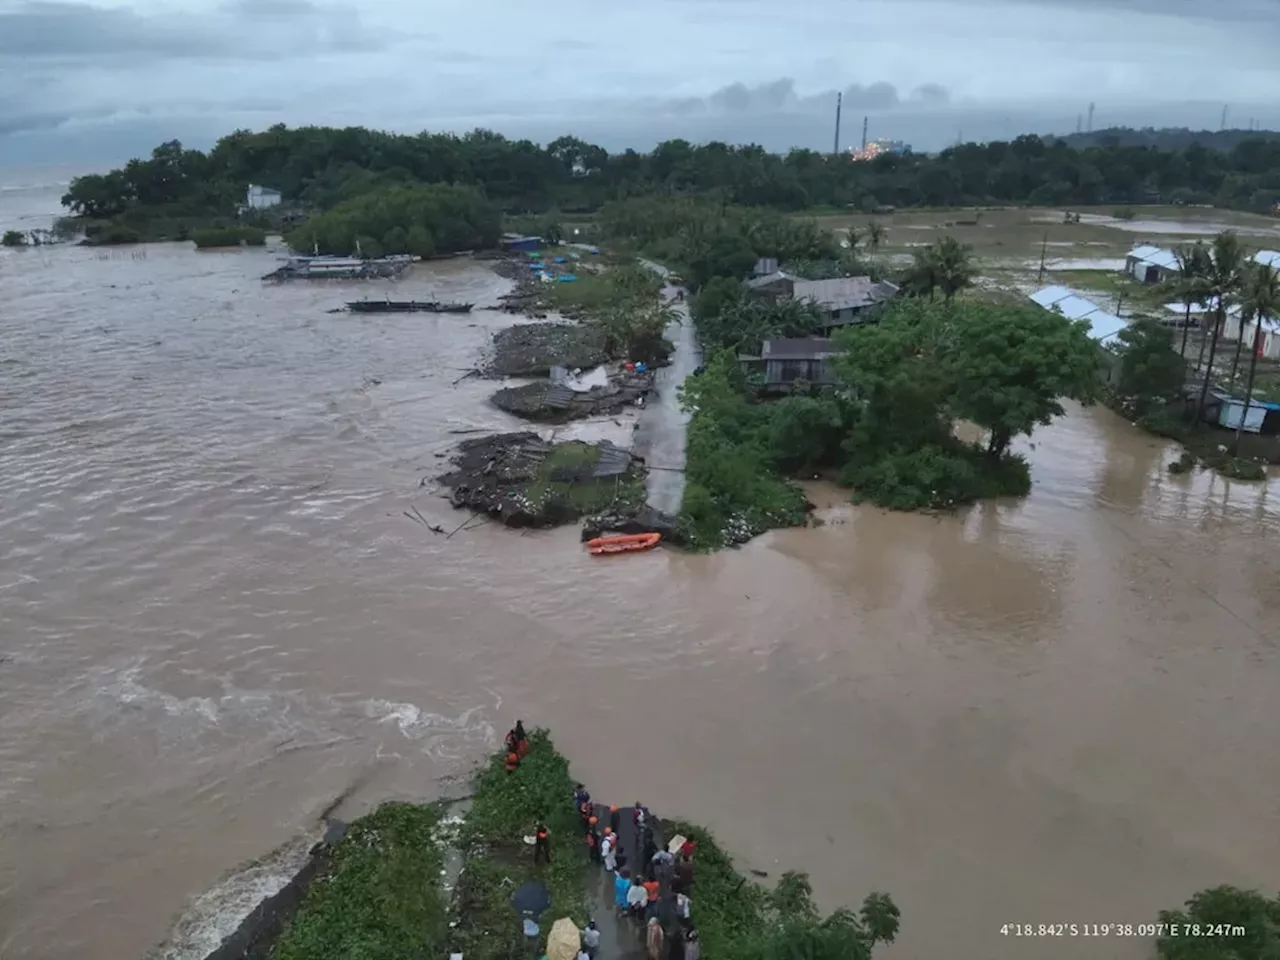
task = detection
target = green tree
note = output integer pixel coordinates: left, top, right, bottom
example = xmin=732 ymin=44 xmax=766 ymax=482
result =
xmin=932 ymin=235 xmax=976 ymax=301
xmin=1235 ymin=262 xmax=1280 ymax=451
xmin=1193 ymin=231 xmax=1248 ymax=424
xmin=2 ymin=230 xmax=25 ymax=247
xmin=1113 ymin=317 xmax=1185 ymax=404
xmin=944 ymin=301 xmax=1100 ymax=458
xmin=1157 ymin=886 xmax=1280 ymax=960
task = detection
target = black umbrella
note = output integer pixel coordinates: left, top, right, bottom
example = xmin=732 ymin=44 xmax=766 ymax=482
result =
xmin=511 ymin=881 xmax=551 ymax=918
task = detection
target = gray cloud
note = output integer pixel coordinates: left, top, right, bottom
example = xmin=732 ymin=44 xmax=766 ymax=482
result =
xmin=658 ymin=78 xmax=948 ymax=117
xmin=0 ymin=0 xmax=382 ymax=62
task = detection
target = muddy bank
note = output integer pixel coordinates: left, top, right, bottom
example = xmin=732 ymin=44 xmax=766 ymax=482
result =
xmin=438 ymin=432 xmax=646 ymax=528
xmin=490 ymin=366 xmax=655 ymax=422
xmin=484 ymin=323 xmax=611 ymax=378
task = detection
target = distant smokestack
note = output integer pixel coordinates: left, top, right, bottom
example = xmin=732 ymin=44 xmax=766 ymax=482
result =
xmin=1086 ymin=102 xmax=1095 ymax=133
xmin=861 ymin=115 xmax=868 ymax=151
xmin=833 ymin=92 xmax=842 ymax=156
xmin=1220 ymin=104 xmax=1229 ymax=130
xmin=1076 ymin=114 xmax=1083 ymax=134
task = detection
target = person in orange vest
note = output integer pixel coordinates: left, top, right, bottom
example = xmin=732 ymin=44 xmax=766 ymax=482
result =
xmin=504 ymin=750 xmax=520 ymax=774
xmin=534 ymin=822 xmax=551 ymax=865
xmin=585 ymin=816 xmax=600 ymax=863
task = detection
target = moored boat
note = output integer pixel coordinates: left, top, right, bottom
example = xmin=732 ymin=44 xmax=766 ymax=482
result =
xmin=585 ymin=532 xmax=662 ymax=556
xmin=345 ymin=300 xmax=475 ymax=314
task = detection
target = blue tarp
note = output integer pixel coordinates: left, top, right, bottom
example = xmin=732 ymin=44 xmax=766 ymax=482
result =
xmin=557 ymin=275 xmax=577 ymax=282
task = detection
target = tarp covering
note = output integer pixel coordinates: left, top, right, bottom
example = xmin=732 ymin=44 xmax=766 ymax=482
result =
xmin=546 ymin=918 xmax=581 ymax=960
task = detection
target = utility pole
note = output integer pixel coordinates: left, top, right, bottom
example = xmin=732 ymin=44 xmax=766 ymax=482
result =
xmin=1086 ymin=102 xmax=1095 ymax=133
xmin=833 ymin=92 xmax=843 ymax=156
xmin=1037 ymin=232 xmax=1048 ymax=285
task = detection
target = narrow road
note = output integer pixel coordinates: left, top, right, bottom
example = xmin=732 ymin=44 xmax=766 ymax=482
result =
xmin=633 ymin=260 xmax=703 ymax=517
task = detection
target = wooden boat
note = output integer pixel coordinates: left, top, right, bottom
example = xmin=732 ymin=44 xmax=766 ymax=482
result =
xmin=346 ymin=300 xmax=474 ymax=314
xmin=585 ymin=532 xmax=662 ymax=556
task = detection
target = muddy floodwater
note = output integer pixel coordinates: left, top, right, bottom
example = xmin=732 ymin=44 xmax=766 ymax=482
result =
xmin=2 ymin=183 xmax=1279 ymax=960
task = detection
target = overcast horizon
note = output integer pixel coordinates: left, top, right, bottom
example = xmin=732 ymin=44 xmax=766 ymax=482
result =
xmin=3 ymin=0 xmax=1280 ymax=169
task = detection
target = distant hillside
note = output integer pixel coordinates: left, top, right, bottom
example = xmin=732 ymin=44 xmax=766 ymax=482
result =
xmin=1051 ymin=126 xmax=1280 ymax=151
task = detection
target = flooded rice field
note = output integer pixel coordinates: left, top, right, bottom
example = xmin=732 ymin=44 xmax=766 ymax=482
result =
xmin=2 ymin=182 xmax=1280 ymax=960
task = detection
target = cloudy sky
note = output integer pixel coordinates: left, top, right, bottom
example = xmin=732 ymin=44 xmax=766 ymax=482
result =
xmin=2 ymin=0 xmax=1280 ymax=167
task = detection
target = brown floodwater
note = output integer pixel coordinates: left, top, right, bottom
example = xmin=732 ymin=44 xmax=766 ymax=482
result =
xmin=2 ymin=188 xmax=1279 ymax=960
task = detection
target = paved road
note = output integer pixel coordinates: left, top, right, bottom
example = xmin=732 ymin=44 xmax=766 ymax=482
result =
xmin=633 ymin=260 xmax=702 ymax=517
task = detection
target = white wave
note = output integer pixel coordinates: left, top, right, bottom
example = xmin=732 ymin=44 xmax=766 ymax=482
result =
xmin=362 ymin=699 xmax=495 ymax=746
xmin=108 ymin=666 xmax=221 ymax=726
xmin=152 ymin=831 xmax=320 ymax=960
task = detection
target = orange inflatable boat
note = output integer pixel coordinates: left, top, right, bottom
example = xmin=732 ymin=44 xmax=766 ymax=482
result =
xmin=585 ymin=532 xmax=662 ymax=556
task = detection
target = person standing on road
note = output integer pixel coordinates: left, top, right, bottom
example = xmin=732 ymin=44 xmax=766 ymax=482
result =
xmin=583 ymin=920 xmax=601 ymax=959
xmin=614 ymin=868 xmax=632 ymax=911
xmin=646 ymin=917 xmax=665 ymax=960
xmin=627 ymin=878 xmax=649 ymax=920
xmin=683 ymin=929 xmax=700 ymax=960
xmin=601 ymin=828 xmax=617 ymax=872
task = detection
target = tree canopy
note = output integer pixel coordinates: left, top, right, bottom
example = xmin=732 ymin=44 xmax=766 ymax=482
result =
xmin=62 ymin=123 xmax=1280 ymax=227
xmin=283 ymin=183 xmax=501 ymax=257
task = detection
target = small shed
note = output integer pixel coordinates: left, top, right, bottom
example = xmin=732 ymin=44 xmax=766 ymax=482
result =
xmin=501 ymin=234 xmax=543 ymax=253
xmin=1217 ymin=396 xmax=1280 ymax=434
xmin=1124 ymin=244 xmax=1179 ymax=284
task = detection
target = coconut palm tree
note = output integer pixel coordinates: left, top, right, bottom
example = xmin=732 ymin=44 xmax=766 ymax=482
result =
xmin=1170 ymin=243 xmax=1210 ymax=361
xmin=1193 ymin=231 xmax=1247 ymax=425
xmin=932 ymin=235 xmax=976 ymax=301
xmin=1234 ymin=262 xmax=1280 ymax=450
xmin=865 ymin=221 xmax=886 ymax=252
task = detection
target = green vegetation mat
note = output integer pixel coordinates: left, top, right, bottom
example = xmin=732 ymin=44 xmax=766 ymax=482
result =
xmin=273 ymin=802 xmax=448 ymax=960
xmin=450 ymin=730 xmax=588 ymax=960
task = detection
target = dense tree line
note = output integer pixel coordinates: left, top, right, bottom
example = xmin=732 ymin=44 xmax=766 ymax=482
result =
xmin=283 ymin=184 xmax=501 ymax=258
xmin=61 ymin=123 xmax=1280 ymax=237
xmin=1057 ymin=127 xmax=1280 ymax=152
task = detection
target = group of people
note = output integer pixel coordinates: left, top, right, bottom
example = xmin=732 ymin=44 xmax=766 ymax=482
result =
xmin=573 ymin=783 xmax=701 ymax=960
xmin=504 ymin=722 xmax=699 ymax=960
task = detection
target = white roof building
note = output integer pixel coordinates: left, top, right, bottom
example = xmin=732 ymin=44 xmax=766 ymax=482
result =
xmin=1029 ymin=285 xmax=1127 ymax=345
xmin=1254 ymin=249 xmax=1280 ymax=270
xmin=246 ymin=184 xmax=282 ymax=210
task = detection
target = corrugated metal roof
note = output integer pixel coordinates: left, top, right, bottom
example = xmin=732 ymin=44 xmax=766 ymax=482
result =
xmin=1030 ymin=285 xmax=1074 ymax=308
xmin=793 ymin=276 xmax=897 ymax=311
xmin=1029 ymin=285 xmax=1128 ymax=343
xmin=762 ymin=337 xmax=838 ymax=360
xmin=745 ymin=271 xmax=796 ymax=289
xmin=1051 ymin=295 xmax=1100 ymax=320
xmin=1086 ymin=311 xmax=1127 ymax=344
xmin=1128 ymin=244 xmax=1179 ymax=271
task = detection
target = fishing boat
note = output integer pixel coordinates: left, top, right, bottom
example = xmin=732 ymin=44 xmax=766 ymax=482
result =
xmin=585 ymin=532 xmax=662 ymax=556
xmin=346 ymin=300 xmax=474 ymax=314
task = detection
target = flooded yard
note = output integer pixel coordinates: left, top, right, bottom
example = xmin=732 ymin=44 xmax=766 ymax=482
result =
xmin=812 ymin=204 xmax=1280 ymax=264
